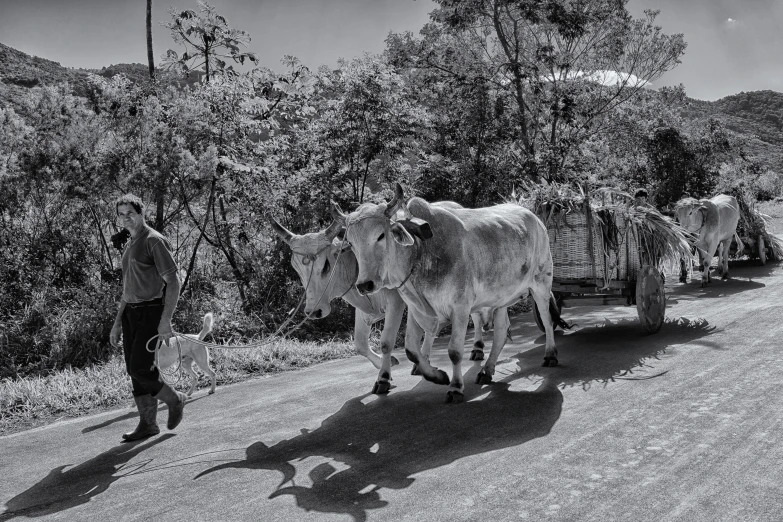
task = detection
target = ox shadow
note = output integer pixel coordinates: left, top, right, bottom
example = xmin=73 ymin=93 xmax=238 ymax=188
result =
xmin=192 ymin=317 xmax=715 ymax=522
xmin=0 ymin=434 xmax=175 ymax=521
xmin=194 ymin=373 xmax=563 ymax=522
xmin=669 ymin=277 xmax=765 ymax=299
xmin=670 ymin=260 xmax=779 ymax=298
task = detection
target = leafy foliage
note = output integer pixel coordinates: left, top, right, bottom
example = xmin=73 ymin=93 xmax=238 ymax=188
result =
xmin=0 ymin=2 xmax=780 ymax=381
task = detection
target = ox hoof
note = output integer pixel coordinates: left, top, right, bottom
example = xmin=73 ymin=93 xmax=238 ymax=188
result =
xmin=542 ymin=356 xmax=559 ymax=367
xmin=445 ymin=390 xmax=464 ymax=404
xmin=475 ymin=370 xmax=492 ymax=385
xmin=390 ymin=356 xmax=400 ymax=367
xmin=722 ymin=274 xmax=729 ymax=280
xmin=432 ymin=369 xmax=450 ymax=385
xmin=411 ymin=364 xmax=422 ymax=376
xmin=372 ymin=381 xmax=391 ymax=395
xmin=679 ymin=275 xmax=687 ymax=283
xmin=469 ymin=349 xmax=484 ymax=361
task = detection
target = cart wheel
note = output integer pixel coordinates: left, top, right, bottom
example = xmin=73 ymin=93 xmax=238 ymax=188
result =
xmin=533 ymin=296 xmax=563 ymax=333
xmin=636 ymin=265 xmax=665 ymax=334
xmin=758 ymin=235 xmax=766 ymax=265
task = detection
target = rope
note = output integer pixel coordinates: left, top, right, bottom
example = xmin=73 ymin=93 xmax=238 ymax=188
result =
xmin=144 ymin=229 xmax=353 ymax=385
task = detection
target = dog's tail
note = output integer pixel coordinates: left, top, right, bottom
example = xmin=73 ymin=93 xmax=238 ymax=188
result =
xmin=198 ymin=313 xmax=214 ymax=341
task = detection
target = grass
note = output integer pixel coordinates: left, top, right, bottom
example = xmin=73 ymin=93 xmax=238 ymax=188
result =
xmin=0 ymin=336 xmax=357 ymax=436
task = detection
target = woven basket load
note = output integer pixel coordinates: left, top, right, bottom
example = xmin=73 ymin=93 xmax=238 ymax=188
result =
xmin=604 ymin=213 xmax=641 ymax=281
xmin=545 ymin=210 xmax=605 ymax=280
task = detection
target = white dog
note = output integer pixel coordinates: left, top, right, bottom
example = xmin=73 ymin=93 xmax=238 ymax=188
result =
xmin=156 ymin=313 xmax=216 ymax=396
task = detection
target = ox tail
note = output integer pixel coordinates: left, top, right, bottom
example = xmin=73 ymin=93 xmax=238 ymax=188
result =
xmin=549 ymin=293 xmax=573 ymax=330
xmin=733 ymin=232 xmax=744 ymax=258
xmin=198 ymin=312 xmax=214 ymax=341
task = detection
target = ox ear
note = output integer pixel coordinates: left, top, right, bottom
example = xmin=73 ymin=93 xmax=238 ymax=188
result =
xmin=269 ymin=217 xmax=294 ymax=245
xmin=390 ymin=222 xmax=415 ymax=246
xmin=398 ymin=217 xmax=433 ymax=240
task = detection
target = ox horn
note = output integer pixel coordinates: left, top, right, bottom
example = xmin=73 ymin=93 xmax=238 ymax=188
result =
xmin=323 ymin=219 xmax=343 ymax=240
xmin=330 ymin=200 xmax=347 ymax=222
xmin=384 ymin=182 xmax=406 ymax=218
xmin=269 ymin=217 xmax=294 ymax=245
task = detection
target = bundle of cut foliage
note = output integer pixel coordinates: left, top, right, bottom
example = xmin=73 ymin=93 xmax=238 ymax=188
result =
xmin=515 ymin=182 xmax=693 ymax=284
xmin=728 ymin=185 xmax=783 ymax=260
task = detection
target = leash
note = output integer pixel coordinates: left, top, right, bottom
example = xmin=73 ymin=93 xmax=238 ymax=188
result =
xmin=144 ymin=230 xmax=352 ymax=385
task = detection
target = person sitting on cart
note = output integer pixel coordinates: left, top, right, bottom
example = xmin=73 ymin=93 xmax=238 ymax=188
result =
xmin=633 ymin=188 xmax=653 ymax=208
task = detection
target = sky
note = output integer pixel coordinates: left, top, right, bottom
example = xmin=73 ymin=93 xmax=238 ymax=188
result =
xmin=1 ymin=0 xmax=782 ymax=101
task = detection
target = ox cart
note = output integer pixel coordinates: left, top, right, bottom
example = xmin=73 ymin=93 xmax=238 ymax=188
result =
xmin=522 ymin=185 xmax=692 ymax=334
xmin=726 ymin=187 xmax=782 ymax=265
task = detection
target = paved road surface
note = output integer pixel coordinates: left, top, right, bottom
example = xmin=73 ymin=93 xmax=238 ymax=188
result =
xmin=2 ymin=261 xmax=782 ymax=521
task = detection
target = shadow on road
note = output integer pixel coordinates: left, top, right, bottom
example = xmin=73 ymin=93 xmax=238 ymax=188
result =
xmin=81 ymin=395 xmax=210 ymax=435
xmin=669 ymin=260 xmax=780 ymax=299
xmin=524 ymin=316 xmax=716 ymax=389
xmin=0 ymin=434 xmax=175 ymax=520
xmin=191 ymin=317 xmax=716 ymax=522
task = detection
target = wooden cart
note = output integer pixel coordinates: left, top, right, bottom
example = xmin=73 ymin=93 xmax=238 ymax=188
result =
xmin=532 ymin=267 xmax=666 ymax=334
xmin=527 ymin=196 xmax=680 ymax=335
xmin=729 ymin=234 xmax=774 ymax=264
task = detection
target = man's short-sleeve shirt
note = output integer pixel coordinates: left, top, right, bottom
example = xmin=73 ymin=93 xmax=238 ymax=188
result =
xmin=121 ymin=225 xmax=178 ymax=303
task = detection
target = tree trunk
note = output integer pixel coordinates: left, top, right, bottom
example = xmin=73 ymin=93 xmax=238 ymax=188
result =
xmin=146 ymin=0 xmax=155 ymax=80
xmin=180 ymin=177 xmax=215 ymax=296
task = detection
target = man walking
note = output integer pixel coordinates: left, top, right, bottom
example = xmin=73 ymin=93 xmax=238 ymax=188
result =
xmin=109 ymin=194 xmax=186 ymax=441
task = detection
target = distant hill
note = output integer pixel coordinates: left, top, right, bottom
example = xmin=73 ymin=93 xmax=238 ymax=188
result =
xmin=0 ymin=42 xmax=199 ymax=106
xmin=681 ymin=90 xmax=783 ymax=175
xmin=0 ymin=42 xmax=91 ymax=96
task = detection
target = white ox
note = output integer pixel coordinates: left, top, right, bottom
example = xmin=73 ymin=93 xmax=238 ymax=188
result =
xmin=675 ymin=194 xmax=741 ymax=287
xmin=270 ymin=205 xmax=494 ymax=396
xmin=339 ymin=184 xmax=565 ymax=404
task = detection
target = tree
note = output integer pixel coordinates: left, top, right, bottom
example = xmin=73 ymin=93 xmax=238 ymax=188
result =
xmin=161 ymin=1 xmax=259 ymax=82
xmin=146 ymin=0 xmax=155 ymax=80
xmin=388 ymin=0 xmax=687 ymax=182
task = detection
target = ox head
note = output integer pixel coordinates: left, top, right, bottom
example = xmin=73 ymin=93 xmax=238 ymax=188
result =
xmin=343 ymin=183 xmax=432 ymax=296
xmin=674 ymin=197 xmax=706 ymax=234
xmin=269 ymin=209 xmax=352 ymax=319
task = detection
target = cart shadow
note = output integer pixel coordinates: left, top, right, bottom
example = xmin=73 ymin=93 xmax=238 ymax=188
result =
xmin=191 ymin=317 xmax=714 ymax=522
xmin=524 ymin=316 xmax=716 ymax=388
xmin=0 ymin=435 xmax=175 ymax=520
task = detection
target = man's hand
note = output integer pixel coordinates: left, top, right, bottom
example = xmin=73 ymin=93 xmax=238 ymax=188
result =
xmin=158 ymin=318 xmax=174 ymax=346
xmin=110 ymin=323 xmax=121 ymax=348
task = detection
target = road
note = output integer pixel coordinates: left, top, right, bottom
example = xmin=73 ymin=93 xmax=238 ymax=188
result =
xmin=1 ymin=260 xmax=782 ymax=522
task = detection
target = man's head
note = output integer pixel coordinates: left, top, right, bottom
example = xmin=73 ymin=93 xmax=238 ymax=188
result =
xmin=115 ymin=194 xmax=146 ymax=237
xmin=634 ymin=188 xmax=648 ymax=204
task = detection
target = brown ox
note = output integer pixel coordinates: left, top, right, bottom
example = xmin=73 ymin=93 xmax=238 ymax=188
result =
xmin=339 ymin=184 xmax=563 ymax=404
xmin=675 ymin=194 xmax=741 ymax=287
xmin=270 ymin=206 xmax=493 ymax=395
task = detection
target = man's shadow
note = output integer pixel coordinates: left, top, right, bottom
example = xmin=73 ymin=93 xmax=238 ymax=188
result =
xmin=0 ymin=435 xmax=174 ymax=521
xmin=193 ymin=316 xmax=715 ymax=522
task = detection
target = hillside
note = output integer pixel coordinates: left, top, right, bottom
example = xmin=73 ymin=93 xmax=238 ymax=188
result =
xmin=680 ymin=90 xmax=783 ymax=175
xmin=0 ymin=42 xmax=198 ymax=107
xmin=1 ymin=41 xmax=781 ymax=175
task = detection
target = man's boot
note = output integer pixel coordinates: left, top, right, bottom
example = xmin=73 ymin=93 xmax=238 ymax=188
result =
xmin=122 ymin=394 xmax=160 ymax=442
xmin=153 ymin=384 xmax=186 ymax=430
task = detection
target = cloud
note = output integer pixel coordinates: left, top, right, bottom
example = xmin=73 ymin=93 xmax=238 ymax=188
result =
xmin=536 ymin=69 xmax=654 ymax=89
